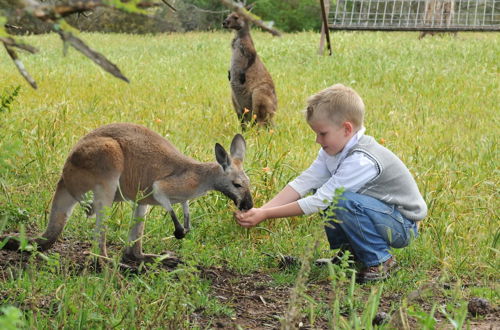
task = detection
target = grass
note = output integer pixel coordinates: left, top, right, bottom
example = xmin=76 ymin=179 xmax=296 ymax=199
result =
xmin=0 ymin=30 xmax=499 ymax=328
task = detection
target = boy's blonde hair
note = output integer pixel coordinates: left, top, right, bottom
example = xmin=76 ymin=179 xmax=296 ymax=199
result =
xmin=306 ymin=84 xmax=365 ymax=129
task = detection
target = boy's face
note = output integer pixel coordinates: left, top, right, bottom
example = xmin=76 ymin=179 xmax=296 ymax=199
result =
xmin=309 ymin=119 xmax=354 ymax=156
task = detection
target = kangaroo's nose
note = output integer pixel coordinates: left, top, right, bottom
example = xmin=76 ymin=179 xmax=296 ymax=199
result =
xmin=238 ymin=193 xmax=253 ymax=211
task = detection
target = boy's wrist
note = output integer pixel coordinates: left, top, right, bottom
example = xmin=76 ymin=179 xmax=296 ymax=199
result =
xmin=261 ymin=208 xmax=270 ymax=221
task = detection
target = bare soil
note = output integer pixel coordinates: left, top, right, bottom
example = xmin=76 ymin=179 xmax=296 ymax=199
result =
xmin=0 ymin=237 xmax=498 ymax=329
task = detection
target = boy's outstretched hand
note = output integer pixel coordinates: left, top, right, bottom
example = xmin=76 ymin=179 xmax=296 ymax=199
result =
xmin=235 ymin=208 xmax=267 ymax=228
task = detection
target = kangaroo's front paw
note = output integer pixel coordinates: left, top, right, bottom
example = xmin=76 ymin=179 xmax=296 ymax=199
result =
xmin=174 ymin=228 xmax=188 ymax=239
xmin=239 ymin=72 xmax=246 ymax=84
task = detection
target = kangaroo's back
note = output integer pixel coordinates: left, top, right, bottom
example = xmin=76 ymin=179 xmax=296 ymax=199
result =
xmin=82 ymin=123 xmax=181 ymax=157
xmin=64 ymin=123 xmax=195 ymax=202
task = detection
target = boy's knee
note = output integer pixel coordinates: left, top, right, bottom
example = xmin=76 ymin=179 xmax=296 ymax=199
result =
xmin=334 ymin=191 xmax=360 ymax=214
xmin=338 ymin=191 xmax=358 ymax=203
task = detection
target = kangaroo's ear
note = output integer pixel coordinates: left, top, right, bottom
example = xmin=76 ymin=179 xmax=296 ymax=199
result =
xmin=230 ymin=134 xmax=246 ymax=161
xmin=215 ymin=143 xmax=230 ymax=170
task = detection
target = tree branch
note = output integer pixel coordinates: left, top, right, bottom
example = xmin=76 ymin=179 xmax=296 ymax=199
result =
xmin=57 ymin=29 xmax=129 ymax=82
xmin=20 ymin=0 xmax=165 ymax=22
xmin=0 ymin=37 xmax=38 ymax=54
xmin=160 ymin=0 xmax=176 ymax=12
xmin=3 ymin=43 xmax=37 ymax=89
xmin=1 ymin=0 xmax=166 ymax=87
xmin=1 ymin=0 xmax=275 ymax=89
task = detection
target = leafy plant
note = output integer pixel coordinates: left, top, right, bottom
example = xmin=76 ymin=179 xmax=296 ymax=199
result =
xmin=0 ymin=306 xmax=25 ymax=330
xmin=0 ymin=204 xmax=30 ymax=224
xmin=439 ymin=303 xmax=468 ymax=329
xmin=0 ymin=85 xmax=20 ymax=113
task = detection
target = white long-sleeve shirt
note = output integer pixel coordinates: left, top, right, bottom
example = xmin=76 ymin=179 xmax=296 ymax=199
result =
xmin=288 ymin=128 xmax=379 ymax=215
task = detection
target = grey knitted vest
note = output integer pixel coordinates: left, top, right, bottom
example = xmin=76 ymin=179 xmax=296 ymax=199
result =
xmin=347 ymin=135 xmax=427 ymax=221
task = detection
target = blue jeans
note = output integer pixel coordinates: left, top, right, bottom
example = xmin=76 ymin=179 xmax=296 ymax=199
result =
xmin=323 ymin=192 xmax=418 ymax=267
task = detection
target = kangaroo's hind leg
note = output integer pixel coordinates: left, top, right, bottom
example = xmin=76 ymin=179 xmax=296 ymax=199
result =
xmin=87 ymin=178 xmax=139 ymax=271
xmin=252 ymin=88 xmax=276 ymax=127
xmin=92 ymin=179 xmax=120 ymax=258
xmin=65 ymin=136 xmax=125 ymax=258
xmin=36 ymin=178 xmax=79 ymax=250
xmin=123 ymin=204 xmax=150 ymax=261
xmin=0 ymin=178 xmax=78 ymax=251
xmin=232 ymin=93 xmax=252 ymax=129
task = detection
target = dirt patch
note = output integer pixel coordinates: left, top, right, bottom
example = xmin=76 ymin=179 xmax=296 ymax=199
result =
xmin=0 ymin=237 xmax=90 ymax=280
xmin=0 ymin=238 xmax=498 ymax=329
xmin=195 ymin=267 xmax=307 ymax=329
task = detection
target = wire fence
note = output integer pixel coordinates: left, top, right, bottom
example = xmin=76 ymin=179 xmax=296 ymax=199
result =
xmin=328 ymin=0 xmax=500 ymax=31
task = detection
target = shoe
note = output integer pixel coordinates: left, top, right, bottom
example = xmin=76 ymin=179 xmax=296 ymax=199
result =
xmin=276 ymin=255 xmax=300 ymax=270
xmin=315 ymin=249 xmax=357 ymax=267
xmin=356 ymin=257 xmax=398 ymax=283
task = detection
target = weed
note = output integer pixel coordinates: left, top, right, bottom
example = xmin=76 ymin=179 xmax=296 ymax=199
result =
xmin=0 ymin=305 xmax=25 ymax=330
xmin=0 ymin=86 xmax=20 ymax=113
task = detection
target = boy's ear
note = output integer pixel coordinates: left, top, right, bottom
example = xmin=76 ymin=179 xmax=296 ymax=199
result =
xmin=343 ymin=122 xmax=354 ymax=136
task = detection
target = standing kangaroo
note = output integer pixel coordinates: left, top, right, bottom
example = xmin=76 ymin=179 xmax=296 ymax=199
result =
xmin=419 ymin=0 xmax=456 ymax=39
xmin=223 ymin=11 xmax=277 ymax=129
xmin=1 ymin=123 xmax=253 ymax=264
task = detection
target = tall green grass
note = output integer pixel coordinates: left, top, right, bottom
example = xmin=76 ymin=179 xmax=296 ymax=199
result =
xmin=0 ymin=31 xmax=498 ymax=328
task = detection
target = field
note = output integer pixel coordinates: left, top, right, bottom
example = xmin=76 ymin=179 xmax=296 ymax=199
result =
xmin=0 ymin=30 xmax=498 ymax=328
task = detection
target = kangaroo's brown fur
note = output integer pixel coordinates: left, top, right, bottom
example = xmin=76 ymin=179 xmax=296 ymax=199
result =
xmin=1 ymin=123 xmax=253 ymax=264
xmin=223 ymin=11 xmax=277 ymax=129
xmin=419 ymin=0 xmax=456 ymax=39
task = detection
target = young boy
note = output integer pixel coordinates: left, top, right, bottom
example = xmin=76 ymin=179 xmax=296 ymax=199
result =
xmin=235 ymin=84 xmax=427 ymax=283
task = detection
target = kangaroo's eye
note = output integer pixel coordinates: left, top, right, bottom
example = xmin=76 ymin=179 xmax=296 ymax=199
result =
xmin=233 ymin=182 xmax=242 ymax=188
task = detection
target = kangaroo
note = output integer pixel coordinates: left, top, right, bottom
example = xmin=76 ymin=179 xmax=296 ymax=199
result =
xmin=223 ymin=11 xmax=277 ymax=129
xmin=1 ymin=123 xmax=253 ymax=264
xmin=419 ymin=0 xmax=456 ymax=39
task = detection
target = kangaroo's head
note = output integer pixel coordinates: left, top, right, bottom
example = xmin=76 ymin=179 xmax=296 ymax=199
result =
xmin=222 ymin=12 xmax=247 ymax=31
xmin=214 ymin=134 xmax=253 ymax=211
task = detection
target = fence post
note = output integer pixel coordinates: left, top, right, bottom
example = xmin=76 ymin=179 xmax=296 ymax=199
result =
xmin=318 ymin=0 xmax=332 ymax=55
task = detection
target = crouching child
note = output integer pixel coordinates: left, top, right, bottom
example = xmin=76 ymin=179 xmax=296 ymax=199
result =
xmin=235 ymin=84 xmax=427 ymax=283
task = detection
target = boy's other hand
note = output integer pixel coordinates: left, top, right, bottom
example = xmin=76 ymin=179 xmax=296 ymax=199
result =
xmin=234 ymin=208 xmax=266 ymax=228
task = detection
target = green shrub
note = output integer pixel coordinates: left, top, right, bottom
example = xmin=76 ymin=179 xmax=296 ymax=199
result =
xmin=0 ymin=85 xmax=20 ymax=113
xmin=183 ymin=0 xmax=323 ymax=32
xmin=252 ymin=0 xmax=322 ymax=32
xmin=0 ymin=306 xmax=25 ymax=330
